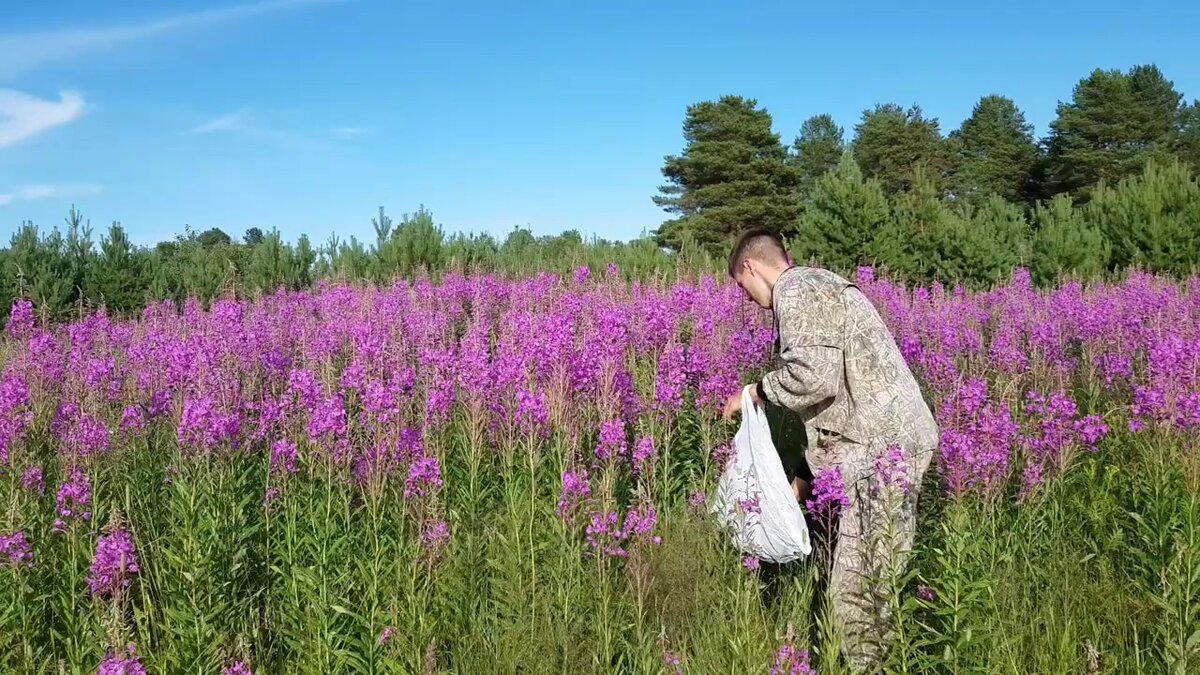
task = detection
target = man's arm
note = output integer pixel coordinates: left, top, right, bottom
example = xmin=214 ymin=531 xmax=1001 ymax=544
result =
xmin=757 ymin=280 xmax=845 ymax=413
xmin=758 ymin=344 xmax=841 ymax=411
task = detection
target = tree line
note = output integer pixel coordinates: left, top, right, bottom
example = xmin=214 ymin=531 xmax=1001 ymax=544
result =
xmin=654 ymin=63 xmax=1200 ymax=284
xmin=0 ymin=206 xmax=716 ymax=322
xmin=3 ymin=62 xmax=1199 ymax=322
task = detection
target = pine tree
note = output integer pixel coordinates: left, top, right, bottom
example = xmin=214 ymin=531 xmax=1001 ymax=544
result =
xmin=86 ymin=222 xmax=146 ymax=313
xmin=793 ymin=154 xmax=892 ymax=274
xmin=1175 ymin=100 xmax=1200 ymax=173
xmin=790 ymin=114 xmax=845 ymax=193
xmin=1030 ymin=194 xmax=1110 ymax=285
xmin=654 ymin=96 xmax=799 ymax=251
xmin=852 ymin=104 xmax=951 ymax=196
xmin=949 ymin=95 xmax=1041 ymax=203
xmin=1087 ymin=159 xmax=1200 ymax=274
xmin=1045 ymin=64 xmax=1183 ymax=198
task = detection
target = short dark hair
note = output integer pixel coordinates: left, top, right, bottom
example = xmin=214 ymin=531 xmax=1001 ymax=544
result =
xmin=727 ymin=228 xmax=787 ymax=277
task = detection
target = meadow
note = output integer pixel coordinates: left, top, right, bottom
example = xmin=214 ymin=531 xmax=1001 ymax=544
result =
xmin=1 ymin=265 xmax=1198 ymax=674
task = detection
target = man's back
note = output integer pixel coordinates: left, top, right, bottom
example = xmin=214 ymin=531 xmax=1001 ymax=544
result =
xmin=771 ymin=266 xmax=938 ymax=453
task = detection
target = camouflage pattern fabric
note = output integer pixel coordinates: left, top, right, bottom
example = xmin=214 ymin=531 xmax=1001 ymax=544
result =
xmin=759 ymin=266 xmax=939 ymax=671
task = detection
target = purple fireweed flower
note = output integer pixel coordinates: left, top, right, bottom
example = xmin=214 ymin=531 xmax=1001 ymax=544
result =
xmin=662 ymin=649 xmax=683 ymax=675
xmin=69 ymin=414 xmax=111 ymax=457
xmin=97 ymin=644 xmax=147 ymax=675
xmin=1074 ymin=415 xmax=1110 ymax=448
xmin=119 ymin=406 xmax=147 ymax=436
xmin=515 ymin=388 xmax=549 ymax=437
xmin=269 ymin=440 xmax=299 ymax=476
xmin=21 ymin=465 xmax=44 ymax=495
xmin=654 ymin=344 xmax=688 ymax=412
xmin=262 ymin=487 xmax=281 ymax=511
xmin=53 ymin=466 xmax=92 ymax=532
xmin=742 ymin=555 xmax=760 ymax=571
xmin=806 ymin=467 xmax=849 ymax=516
xmin=421 ymin=519 xmax=451 ymax=559
xmin=87 ymin=529 xmax=139 ymax=597
xmin=307 ymin=394 xmax=347 ymax=443
xmin=555 ymin=468 xmax=592 ymax=520
xmin=404 ymin=455 xmax=443 ymax=499
xmin=711 ymin=441 xmax=735 ymax=472
xmin=874 ymin=446 xmax=911 ymax=495
xmin=916 ymin=584 xmax=936 ymax=602
xmin=0 ymin=530 xmax=33 ymax=568
xmin=573 ymin=266 xmax=590 ymax=285
xmin=622 ymin=505 xmax=662 ymax=546
xmin=736 ymin=495 xmax=762 ymax=515
xmin=221 ymin=661 xmax=253 ymax=675
xmin=6 ymin=298 xmax=35 ymax=338
xmin=770 ymin=643 xmax=816 ymax=675
xmin=688 ymin=490 xmax=708 ymax=511
xmin=379 ymin=626 xmax=396 ymax=646
xmin=631 ymin=436 xmax=656 ymax=475
xmin=585 ymin=510 xmax=624 ymax=557
xmin=594 ymin=419 xmax=626 ymax=462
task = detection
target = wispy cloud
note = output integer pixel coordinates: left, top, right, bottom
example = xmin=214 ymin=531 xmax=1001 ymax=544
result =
xmin=0 ymin=183 xmax=103 ymax=207
xmin=0 ymin=0 xmax=341 ymax=80
xmin=0 ymin=89 xmax=85 ymax=148
xmin=331 ymin=126 xmax=368 ymax=139
xmin=189 ymin=109 xmax=250 ymax=134
xmin=186 ymin=108 xmax=326 ymax=151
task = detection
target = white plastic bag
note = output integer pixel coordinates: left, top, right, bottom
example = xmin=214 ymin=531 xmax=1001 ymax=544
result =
xmin=710 ymin=385 xmax=812 ymax=563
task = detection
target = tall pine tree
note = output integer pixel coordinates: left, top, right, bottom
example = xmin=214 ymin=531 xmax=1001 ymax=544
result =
xmin=654 ymin=96 xmax=799 ymax=251
xmin=852 ymin=104 xmax=950 ymax=196
xmin=1175 ymin=100 xmax=1200 ymax=173
xmin=949 ymin=95 xmax=1041 ymax=203
xmin=790 ymin=114 xmax=845 ymax=193
xmin=1045 ymin=64 xmax=1183 ymax=198
xmin=793 ymin=154 xmax=895 ymax=273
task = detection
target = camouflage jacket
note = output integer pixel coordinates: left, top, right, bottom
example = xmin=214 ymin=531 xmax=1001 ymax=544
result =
xmin=760 ymin=266 xmax=938 ymax=454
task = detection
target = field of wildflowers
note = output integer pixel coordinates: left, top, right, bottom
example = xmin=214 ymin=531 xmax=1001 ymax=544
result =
xmin=1 ymin=266 xmax=1198 ymax=674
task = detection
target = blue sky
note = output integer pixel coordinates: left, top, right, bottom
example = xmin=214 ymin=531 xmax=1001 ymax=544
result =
xmin=1 ymin=0 xmax=1197 ymax=247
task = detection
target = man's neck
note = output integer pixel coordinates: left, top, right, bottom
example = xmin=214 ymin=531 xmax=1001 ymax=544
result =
xmin=763 ymin=263 xmax=793 ymax=295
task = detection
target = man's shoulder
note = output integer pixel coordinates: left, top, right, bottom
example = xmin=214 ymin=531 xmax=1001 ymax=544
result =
xmin=780 ymin=266 xmax=854 ymax=293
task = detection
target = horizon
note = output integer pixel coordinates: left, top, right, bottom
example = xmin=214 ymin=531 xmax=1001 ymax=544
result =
xmin=1 ymin=0 xmax=1198 ymax=248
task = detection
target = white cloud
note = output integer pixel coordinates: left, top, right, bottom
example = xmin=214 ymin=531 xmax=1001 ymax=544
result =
xmin=186 ymin=108 xmax=329 ymax=151
xmin=0 ymin=89 xmax=86 ymax=148
xmin=189 ymin=109 xmax=249 ymax=134
xmin=0 ymin=0 xmax=342 ymax=80
xmin=331 ymin=126 xmax=368 ymax=139
xmin=0 ymin=183 xmax=103 ymax=207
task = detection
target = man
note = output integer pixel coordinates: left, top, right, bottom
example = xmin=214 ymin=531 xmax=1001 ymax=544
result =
xmin=722 ymin=228 xmax=938 ymax=671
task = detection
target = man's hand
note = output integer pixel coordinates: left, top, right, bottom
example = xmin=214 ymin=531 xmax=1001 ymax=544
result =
xmin=722 ymin=384 xmax=764 ymax=421
xmin=721 ymin=391 xmax=742 ymax=421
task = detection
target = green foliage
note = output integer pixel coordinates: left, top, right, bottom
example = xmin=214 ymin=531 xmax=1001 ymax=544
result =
xmin=653 ymin=95 xmax=800 ymax=252
xmin=791 ymin=114 xmax=846 ymax=193
xmin=1031 ymin=195 xmax=1110 ymax=285
xmin=793 ymin=154 xmax=893 ymax=273
xmin=1087 ymin=159 xmax=1200 ymax=275
xmin=949 ymin=95 xmax=1042 ymax=204
xmin=1046 ymin=64 xmax=1184 ymax=198
xmin=1174 ymin=100 xmax=1200 ymax=173
xmin=852 ymin=104 xmax=951 ymax=196
xmin=86 ymin=223 xmax=147 ymax=313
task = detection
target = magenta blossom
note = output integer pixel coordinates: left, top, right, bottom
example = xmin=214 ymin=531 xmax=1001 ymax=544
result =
xmin=87 ymin=529 xmax=140 ymax=597
xmin=97 ymin=644 xmax=148 ymax=675
xmin=806 ymin=467 xmax=850 ymax=515
xmin=0 ymin=530 xmax=33 ymax=568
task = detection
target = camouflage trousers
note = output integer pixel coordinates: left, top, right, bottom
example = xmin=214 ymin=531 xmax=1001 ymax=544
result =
xmin=808 ymin=429 xmax=934 ymax=673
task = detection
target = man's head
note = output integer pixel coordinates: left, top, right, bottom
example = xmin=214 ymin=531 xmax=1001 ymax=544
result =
xmin=728 ymin=228 xmax=791 ymax=309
